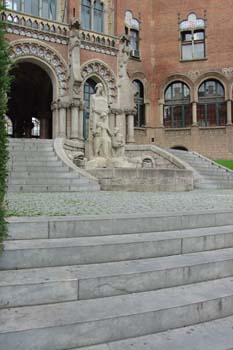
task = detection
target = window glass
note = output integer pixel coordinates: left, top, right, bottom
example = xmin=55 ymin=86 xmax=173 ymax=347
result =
xmin=194 ymin=43 xmax=204 ymax=59
xmin=182 ymin=45 xmax=193 ymax=60
xmin=81 ymin=0 xmax=91 ymax=30
xmin=94 ymin=0 xmax=104 ymax=32
xmin=182 ymin=31 xmax=192 ymax=41
xmin=6 ymin=0 xmax=21 ymax=11
xmin=130 ymin=30 xmax=139 ymax=51
xmin=133 ymin=80 xmax=145 ymax=127
xmin=31 ymin=0 xmax=39 ymax=16
xmin=194 ymin=30 xmax=204 ymax=40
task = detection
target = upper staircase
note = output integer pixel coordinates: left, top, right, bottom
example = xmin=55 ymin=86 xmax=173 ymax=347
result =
xmin=169 ymin=149 xmax=233 ymax=189
xmin=7 ymin=139 xmax=100 ymax=192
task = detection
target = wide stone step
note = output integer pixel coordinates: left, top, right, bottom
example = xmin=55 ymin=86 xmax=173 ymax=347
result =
xmin=8 ymin=178 xmax=90 ymax=186
xmin=10 ymin=166 xmax=69 ymax=172
xmin=7 ymin=183 xmax=99 ymax=193
xmin=9 ymin=156 xmax=58 ymax=162
xmin=9 ymin=159 xmax=63 ymax=166
xmin=1 ymin=225 xmax=233 ymax=269
xmin=7 ymin=213 xmax=233 ymax=240
xmin=8 ymin=172 xmax=80 ymax=179
xmin=1 ymin=248 xmax=233 ymax=308
xmin=1 ymin=277 xmax=233 ymax=350
xmin=76 ymin=315 xmax=233 ymax=350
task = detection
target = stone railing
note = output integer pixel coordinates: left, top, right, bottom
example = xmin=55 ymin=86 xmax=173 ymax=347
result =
xmin=80 ymin=29 xmax=119 ymax=56
xmin=1 ymin=9 xmax=69 ymax=45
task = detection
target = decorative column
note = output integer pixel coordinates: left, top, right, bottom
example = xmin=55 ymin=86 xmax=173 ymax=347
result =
xmin=126 ymin=111 xmax=135 ymax=144
xmin=70 ymin=100 xmax=79 ymax=139
xmin=227 ymin=100 xmax=232 ymax=125
xmin=57 ymin=100 xmax=68 ymax=138
xmin=192 ymin=102 xmax=198 ymax=126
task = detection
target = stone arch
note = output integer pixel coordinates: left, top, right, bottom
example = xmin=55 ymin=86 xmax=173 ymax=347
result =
xmin=9 ymin=39 xmax=68 ymax=100
xmin=160 ymin=75 xmax=194 ymax=102
xmin=195 ymin=72 xmax=229 ymax=101
xmin=171 ymin=145 xmax=189 ymax=151
xmin=80 ymin=60 xmax=117 ymax=104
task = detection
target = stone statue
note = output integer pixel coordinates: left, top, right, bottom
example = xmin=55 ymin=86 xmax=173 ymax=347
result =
xmin=90 ymin=83 xmax=109 ymax=133
xmin=69 ymin=19 xmax=82 ymax=97
xmin=112 ymin=127 xmax=125 ymax=158
xmin=93 ymin=112 xmax=112 ymax=158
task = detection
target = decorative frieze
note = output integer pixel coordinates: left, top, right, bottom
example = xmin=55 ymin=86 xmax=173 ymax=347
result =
xmin=187 ymin=70 xmax=201 ymax=81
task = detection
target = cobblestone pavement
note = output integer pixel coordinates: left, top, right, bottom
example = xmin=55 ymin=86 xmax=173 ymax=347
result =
xmin=5 ymin=189 xmax=233 ymax=217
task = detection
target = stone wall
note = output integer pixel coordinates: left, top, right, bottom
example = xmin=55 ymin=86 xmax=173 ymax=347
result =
xmin=89 ymin=168 xmax=194 ymax=192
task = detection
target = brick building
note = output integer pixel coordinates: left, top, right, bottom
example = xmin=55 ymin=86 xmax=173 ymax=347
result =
xmin=3 ymin=0 xmax=233 ymax=159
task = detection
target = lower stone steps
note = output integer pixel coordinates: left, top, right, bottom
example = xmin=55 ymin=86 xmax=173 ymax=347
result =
xmin=7 ymin=183 xmax=99 ymax=193
xmin=1 ymin=277 xmax=233 ymax=350
xmin=1 ymin=224 xmax=233 ymax=270
xmin=75 ymin=315 xmax=233 ymax=350
xmin=1 ymin=247 xmax=233 ymax=308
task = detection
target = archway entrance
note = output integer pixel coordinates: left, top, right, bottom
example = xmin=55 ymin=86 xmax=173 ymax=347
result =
xmin=8 ymin=62 xmax=53 ymax=138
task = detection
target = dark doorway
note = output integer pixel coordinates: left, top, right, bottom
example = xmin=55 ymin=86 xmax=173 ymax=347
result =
xmin=8 ymin=62 xmax=53 ymax=138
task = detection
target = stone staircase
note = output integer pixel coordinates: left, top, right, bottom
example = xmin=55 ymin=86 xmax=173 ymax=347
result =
xmin=7 ymin=139 xmax=100 ymax=192
xmin=1 ymin=210 xmax=233 ymax=349
xmin=169 ymin=149 xmax=233 ymax=189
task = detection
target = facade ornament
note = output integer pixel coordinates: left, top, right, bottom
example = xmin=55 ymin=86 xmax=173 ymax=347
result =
xmin=222 ymin=68 xmax=233 ymax=77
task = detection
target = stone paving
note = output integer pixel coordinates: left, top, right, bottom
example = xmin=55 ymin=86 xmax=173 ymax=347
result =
xmin=5 ymin=189 xmax=233 ymax=217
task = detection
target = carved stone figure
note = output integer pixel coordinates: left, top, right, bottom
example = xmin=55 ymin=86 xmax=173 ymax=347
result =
xmin=69 ymin=19 xmax=82 ymax=97
xmin=112 ymin=127 xmax=125 ymax=158
xmin=90 ymin=83 xmax=109 ymax=133
xmin=93 ymin=112 xmax=112 ymax=158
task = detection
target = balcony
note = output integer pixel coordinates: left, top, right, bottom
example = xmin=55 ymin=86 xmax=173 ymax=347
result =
xmin=80 ymin=29 xmax=119 ymax=56
xmin=1 ymin=9 xmax=69 ymax=45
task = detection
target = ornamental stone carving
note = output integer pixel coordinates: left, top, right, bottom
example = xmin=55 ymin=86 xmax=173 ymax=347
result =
xmin=222 ymin=68 xmax=233 ymax=77
xmin=187 ymin=70 xmax=201 ymax=81
xmin=81 ymin=61 xmax=117 ymax=103
xmin=9 ymin=40 xmax=68 ymax=97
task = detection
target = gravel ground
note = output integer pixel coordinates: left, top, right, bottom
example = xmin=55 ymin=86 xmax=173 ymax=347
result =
xmin=5 ymin=189 xmax=233 ymax=217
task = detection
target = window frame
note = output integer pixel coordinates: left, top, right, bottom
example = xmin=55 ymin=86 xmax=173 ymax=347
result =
xmin=5 ymin=0 xmax=57 ymax=20
xmin=164 ymin=81 xmax=192 ymax=128
xmin=81 ymin=0 xmax=104 ymax=33
xmin=181 ymin=29 xmax=205 ymax=61
xmin=133 ymin=80 xmax=145 ymax=127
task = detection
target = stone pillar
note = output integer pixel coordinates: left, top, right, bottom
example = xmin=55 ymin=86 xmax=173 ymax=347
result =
xmin=192 ymin=102 xmax=197 ymax=126
xmin=51 ymin=101 xmax=58 ymax=139
xmin=227 ymin=100 xmax=232 ymax=125
xmin=40 ymin=118 xmax=48 ymax=139
xmin=70 ymin=101 xmax=79 ymax=139
xmin=78 ymin=101 xmax=84 ymax=141
xmin=158 ymin=99 xmax=164 ymax=126
xmin=115 ymin=109 xmax=126 ymax=141
xmin=127 ymin=113 xmax=135 ymax=144
xmin=57 ymin=100 xmax=68 ymax=138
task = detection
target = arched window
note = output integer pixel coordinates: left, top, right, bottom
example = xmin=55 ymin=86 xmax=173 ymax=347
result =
xmin=179 ymin=13 xmax=206 ymax=60
xmin=197 ymin=79 xmax=226 ymax=127
xmin=125 ymin=11 xmax=140 ymax=58
xmin=81 ymin=0 xmax=104 ymax=33
xmin=4 ymin=115 xmax=13 ymax=136
xmin=164 ymin=82 xmax=191 ymax=128
xmin=94 ymin=0 xmax=104 ymax=32
xmin=133 ymin=80 xmax=145 ymax=127
xmin=83 ymin=78 xmax=97 ymax=139
xmin=31 ymin=117 xmax=40 ymax=137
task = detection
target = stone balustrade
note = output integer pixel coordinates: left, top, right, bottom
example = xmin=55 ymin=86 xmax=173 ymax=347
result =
xmin=1 ymin=9 xmax=69 ymax=45
xmin=80 ymin=29 xmax=119 ymax=55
